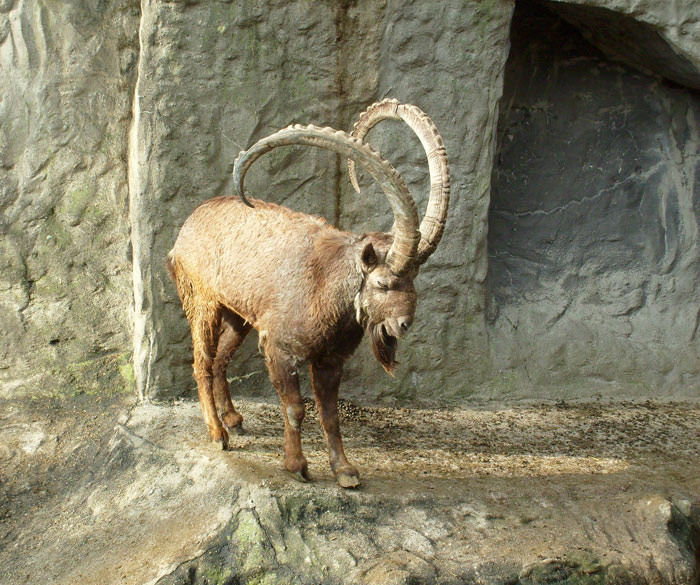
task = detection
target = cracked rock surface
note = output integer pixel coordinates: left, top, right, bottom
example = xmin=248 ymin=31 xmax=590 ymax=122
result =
xmin=1 ymin=394 xmax=698 ymax=584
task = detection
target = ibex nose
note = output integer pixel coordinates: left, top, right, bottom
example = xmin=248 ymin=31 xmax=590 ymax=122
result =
xmin=385 ymin=316 xmax=413 ymax=338
xmin=398 ymin=316 xmax=412 ymax=333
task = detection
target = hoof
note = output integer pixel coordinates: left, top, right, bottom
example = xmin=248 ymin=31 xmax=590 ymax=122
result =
xmin=336 ymin=470 xmax=361 ymax=489
xmin=211 ymin=427 xmax=229 ymax=450
xmin=284 ymin=457 xmax=310 ymax=483
xmin=222 ymin=412 xmax=243 ymax=432
xmin=213 ymin=437 xmax=229 ymax=450
xmin=286 ymin=468 xmax=312 ymax=483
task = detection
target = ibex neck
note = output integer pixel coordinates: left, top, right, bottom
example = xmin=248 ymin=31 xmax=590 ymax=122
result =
xmin=308 ymin=228 xmax=364 ymax=331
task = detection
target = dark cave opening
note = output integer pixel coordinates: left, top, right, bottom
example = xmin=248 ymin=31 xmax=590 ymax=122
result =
xmin=486 ymin=0 xmax=700 ymax=393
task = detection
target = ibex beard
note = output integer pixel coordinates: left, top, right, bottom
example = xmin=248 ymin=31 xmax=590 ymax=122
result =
xmin=167 ymin=100 xmax=449 ymax=488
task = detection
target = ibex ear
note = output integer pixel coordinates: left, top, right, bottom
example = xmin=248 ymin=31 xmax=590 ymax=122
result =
xmin=360 ymin=242 xmax=378 ymax=273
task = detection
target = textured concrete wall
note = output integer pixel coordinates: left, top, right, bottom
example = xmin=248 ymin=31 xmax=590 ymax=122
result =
xmin=129 ymin=0 xmax=515 ymax=401
xmin=488 ymin=0 xmax=700 ymax=400
xmin=550 ymin=0 xmax=700 ymax=88
xmin=1 ymin=0 xmax=699 ymax=403
xmin=336 ymin=1 xmax=514 ymax=402
xmin=129 ymin=0 xmax=344 ymax=399
xmin=0 ymin=0 xmax=138 ymax=399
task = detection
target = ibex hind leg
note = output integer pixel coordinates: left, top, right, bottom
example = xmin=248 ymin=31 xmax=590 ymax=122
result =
xmin=213 ymin=308 xmax=251 ymax=434
xmin=180 ymin=294 xmax=229 ymax=449
xmin=191 ymin=306 xmax=230 ymax=449
xmin=170 ymin=256 xmax=229 ymax=449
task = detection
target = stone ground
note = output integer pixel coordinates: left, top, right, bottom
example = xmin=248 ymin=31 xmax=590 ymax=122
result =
xmin=0 ymin=393 xmax=698 ymax=585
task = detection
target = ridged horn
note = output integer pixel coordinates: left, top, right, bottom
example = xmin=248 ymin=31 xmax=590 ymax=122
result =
xmin=233 ymin=124 xmax=420 ymax=275
xmin=348 ymin=99 xmax=450 ymax=266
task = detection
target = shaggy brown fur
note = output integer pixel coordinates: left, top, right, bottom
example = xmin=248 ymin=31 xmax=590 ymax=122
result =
xmin=168 ymin=197 xmax=417 ymax=488
xmin=168 ymin=101 xmax=449 ymax=488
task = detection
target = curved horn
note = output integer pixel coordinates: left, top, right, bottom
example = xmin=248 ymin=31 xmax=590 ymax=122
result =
xmin=234 ymin=124 xmax=420 ymax=275
xmin=348 ymin=99 xmax=450 ymax=266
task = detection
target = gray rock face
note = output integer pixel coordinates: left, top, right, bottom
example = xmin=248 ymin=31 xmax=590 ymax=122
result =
xmin=488 ymin=1 xmax=700 ymax=398
xmin=550 ymin=0 xmax=700 ymax=86
xmin=129 ymin=0 xmax=515 ymax=401
xmin=549 ymin=1 xmax=700 ymax=91
xmin=329 ymin=0 xmax=514 ymax=403
xmin=0 ymin=1 xmax=138 ymax=399
xmin=129 ymin=0 xmax=346 ymax=399
xmin=0 ymin=0 xmax=699 ymax=402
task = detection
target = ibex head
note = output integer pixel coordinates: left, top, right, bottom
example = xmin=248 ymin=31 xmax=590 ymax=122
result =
xmin=354 ymin=232 xmax=418 ymax=374
xmin=349 ymin=99 xmax=451 ymax=373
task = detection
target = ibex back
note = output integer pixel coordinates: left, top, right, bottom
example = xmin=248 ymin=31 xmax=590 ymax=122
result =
xmin=167 ymin=100 xmax=450 ymax=488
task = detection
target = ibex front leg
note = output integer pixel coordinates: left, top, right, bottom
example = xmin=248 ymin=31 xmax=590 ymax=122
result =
xmin=311 ymin=359 xmax=360 ymax=488
xmin=264 ymin=346 xmax=309 ymax=482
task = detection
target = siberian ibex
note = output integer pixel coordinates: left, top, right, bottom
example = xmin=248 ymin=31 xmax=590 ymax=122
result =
xmin=167 ymin=99 xmax=450 ymax=487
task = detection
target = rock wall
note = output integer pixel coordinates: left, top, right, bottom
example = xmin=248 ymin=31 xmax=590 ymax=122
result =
xmin=0 ymin=1 xmax=138 ymax=399
xmin=1 ymin=0 xmax=699 ymax=403
xmin=488 ymin=0 xmax=700 ymax=399
xmin=129 ymin=0 xmax=514 ymax=401
xmin=129 ymin=0 xmax=346 ymax=399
